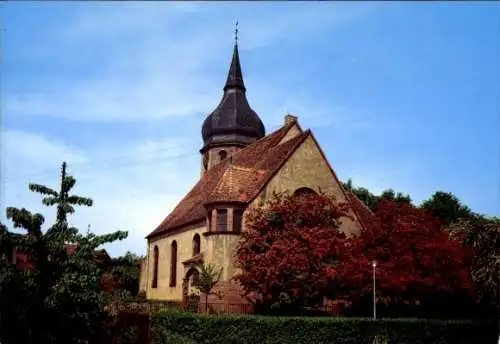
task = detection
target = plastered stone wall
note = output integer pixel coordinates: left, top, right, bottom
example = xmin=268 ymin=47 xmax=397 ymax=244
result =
xmin=201 ymin=146 xmax=243 ymax=176
xmin=146 ymin=224 xmax=207 ymax=301
xmin=139 ymin=258 xmax=148 ymax=294
xmin=207 ymin=146 xmax=241 ymax=170
xmin=205 ymin=234 xmax=241 ymax=281
xmin=250 ymin=135 xmax=361 ymax=236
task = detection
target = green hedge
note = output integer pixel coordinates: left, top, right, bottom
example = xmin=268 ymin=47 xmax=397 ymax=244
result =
xmin=152 ymin=312 xmax=498 ymax=344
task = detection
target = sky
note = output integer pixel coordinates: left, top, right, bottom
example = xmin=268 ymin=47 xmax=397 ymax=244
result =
xmin=1 ymin=2 xmax=499 ymax=257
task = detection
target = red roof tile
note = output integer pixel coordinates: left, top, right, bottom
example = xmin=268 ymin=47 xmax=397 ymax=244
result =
xmin=147 ymin=121 xmax=377 ymax=239
xmin=345 ymin=192 xmax=377 ymax=231
xmin=148 ymin=123 xmax=307 ymax=238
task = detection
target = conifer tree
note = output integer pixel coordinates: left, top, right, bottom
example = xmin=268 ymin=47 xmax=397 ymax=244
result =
xmin=0 ymin=162 xmax=127 ymax=344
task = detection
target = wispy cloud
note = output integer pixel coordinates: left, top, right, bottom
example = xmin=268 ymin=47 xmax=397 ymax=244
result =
xmin=4 ymin=3 xmax=375 ymax=123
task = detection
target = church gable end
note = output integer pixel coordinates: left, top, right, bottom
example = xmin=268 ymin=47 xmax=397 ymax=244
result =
xmin=279 ymin=115 xmax=303 ymax=145
xmin=254 ymin=133 xmax=363 ymax=236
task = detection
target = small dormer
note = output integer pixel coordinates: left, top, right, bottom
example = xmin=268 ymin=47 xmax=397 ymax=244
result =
xmin=204 ymin=205 xmax=245 ymax=235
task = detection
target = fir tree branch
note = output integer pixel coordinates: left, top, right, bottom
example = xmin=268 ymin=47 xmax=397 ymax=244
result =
xmin=42 ymin=196 xmax=58 ymax=206
xmin=28 ymin=183 xmax=58 ymax=197
xmin=67 ymin=196 xmax=93 ymax=207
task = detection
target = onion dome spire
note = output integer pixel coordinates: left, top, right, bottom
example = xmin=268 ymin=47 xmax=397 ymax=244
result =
xmin=201 ymin=23 xmax=265 ymax=152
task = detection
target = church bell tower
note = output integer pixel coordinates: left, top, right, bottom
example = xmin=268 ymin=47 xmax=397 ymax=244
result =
xmin=200 ymin=25 xmax=265 ymax=175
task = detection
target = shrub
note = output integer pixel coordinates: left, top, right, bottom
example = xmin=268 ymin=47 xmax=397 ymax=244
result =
xmin=152 ymin=312 xmax=498 ymax=344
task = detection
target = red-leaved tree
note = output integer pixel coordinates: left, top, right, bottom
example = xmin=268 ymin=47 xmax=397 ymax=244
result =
xmin=339 ymin=199 xmax=476 ymax=317
xmin=234 ymin=192 xmax=351 ymax=313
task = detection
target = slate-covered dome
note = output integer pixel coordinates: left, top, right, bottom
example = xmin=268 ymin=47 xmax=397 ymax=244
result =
xmin=201 ymin=43 xmax=265 ymax=150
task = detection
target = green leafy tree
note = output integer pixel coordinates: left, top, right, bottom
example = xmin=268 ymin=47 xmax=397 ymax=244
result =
xmin=421 ymin=191 xmax=473 ymax=226
xmin=102 ymin=251 xmax=141 ymax=297
xmin=449 ymin=216 xmax=500 ymax=312
xmin=343 ymin=179 xmax=412 ymax=212
xmin=380 ymin=189 xmax=412 ymax=205
xmin=0 ymin=210 xmax=46 ymax=344
xmin=194 ymin=263 xmax=222 ymax=312
xmin=0 ymin=162 xmax=127 ymax=344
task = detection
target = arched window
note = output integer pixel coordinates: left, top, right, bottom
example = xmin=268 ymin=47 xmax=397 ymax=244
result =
xmin=193 ymin=233 xmax=201 ymax=256
xmin=152 ymin=245 xmax=159 ymax=288
xmin=170 ymin=241 xmax=178 ymax=287
xmin=191 ymin=269 xmax=200 ymax=287
xmin=218 ymin=150 xmax=227 ymax=161
xmin=292 ymin=187 xmax=318 ymax=199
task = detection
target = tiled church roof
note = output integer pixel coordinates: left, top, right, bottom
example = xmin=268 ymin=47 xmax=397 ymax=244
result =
xmin=345 ymin=192 xmax=378 ymax=231
xmin=147 ymin=121 xmax=376 ymax=239
xmin=147 ymin=122 xmax=306 ymax=238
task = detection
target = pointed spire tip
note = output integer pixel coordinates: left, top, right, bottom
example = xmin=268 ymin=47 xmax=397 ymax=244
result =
xmin=224 ymin=22 xmax=245 ymax=92
xmin=234 ymin=21 xmax=239 ymax=46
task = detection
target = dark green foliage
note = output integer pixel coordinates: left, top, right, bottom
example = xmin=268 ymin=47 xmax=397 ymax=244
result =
xmin=152 ymin=313 xmax=498 ymax=344
xmin=106 ymin=251 xmax=142 ymax=296
xmin=421 ymin=191 xmax=473 ymax=225
xmin=101 ymin=312 xmax=150 ymax=344
xmin=0 ymin=162 xmax=128 ymax=344
xmin=344 ymin=180 xmax=475 ymax=227
xmin=343 ymin=179 xmax=412 ymax=212
xmin=449 ymin=216 xmax=500 ymax=311
xmin=343 ymin=180 xmax=380 ymax=211
xmin=194 ymin=262 xmax=222 ymax=312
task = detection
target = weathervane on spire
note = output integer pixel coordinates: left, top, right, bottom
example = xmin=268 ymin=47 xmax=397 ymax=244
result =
xmin=234 ymin=21 xmax=239 ymax=45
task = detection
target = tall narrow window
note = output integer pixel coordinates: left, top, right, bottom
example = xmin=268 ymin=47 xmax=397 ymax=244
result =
xmin=170 ymin=241 xmax=177 ymax=287
xmin=216 ymin=209 xmax=228 ymax=231
xmin=233 ymin=209 xmax=244 ymax=232
xmin=193 ymin=234 xmax=201 ymax=256
xmin=152 ymin=246 xmax=159 ymax=288
xmin=208 ymin=211 xmax=213 ymax=231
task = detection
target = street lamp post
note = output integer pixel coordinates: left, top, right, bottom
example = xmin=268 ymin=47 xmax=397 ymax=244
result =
xmin=372 ymin=260 xmax=377 ymax=320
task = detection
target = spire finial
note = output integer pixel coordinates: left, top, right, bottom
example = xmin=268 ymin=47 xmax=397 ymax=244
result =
xmin=224 ymin=22 xmax=245 ymax=92
xmin=234 ymin=21 xmax=239 ymax=45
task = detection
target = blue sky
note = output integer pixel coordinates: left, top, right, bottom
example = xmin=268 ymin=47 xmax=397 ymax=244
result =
xmin=1 ymin=2 xmax=499 ymax=256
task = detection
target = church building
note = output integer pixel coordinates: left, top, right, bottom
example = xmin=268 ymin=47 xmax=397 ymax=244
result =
xmin=139 ymin=38 xmax=374 ymax=307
